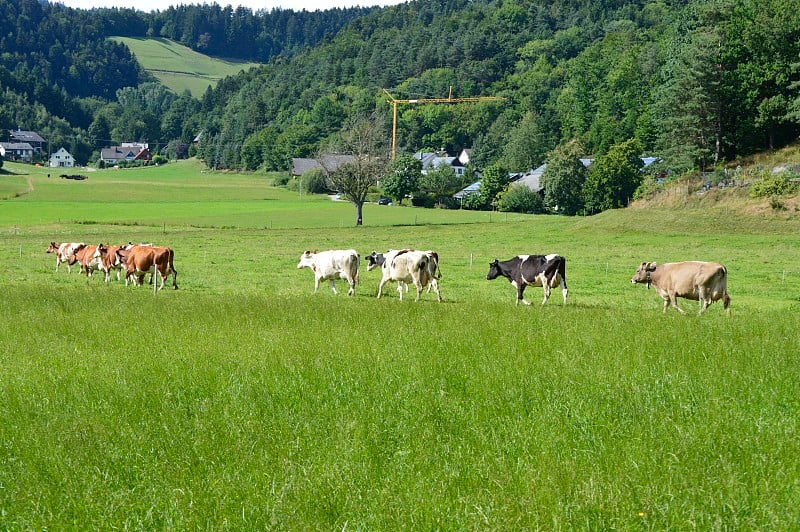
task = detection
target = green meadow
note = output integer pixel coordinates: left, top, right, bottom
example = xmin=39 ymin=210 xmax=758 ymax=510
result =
xmin=111 ymin=37 xmax=262 ymax=97
xmin=1 ymin=161 xmax=799 ymax=528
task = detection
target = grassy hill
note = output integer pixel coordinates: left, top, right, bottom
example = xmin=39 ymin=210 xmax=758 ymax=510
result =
xmin=112 ymin=37 xmax=262 ymax=97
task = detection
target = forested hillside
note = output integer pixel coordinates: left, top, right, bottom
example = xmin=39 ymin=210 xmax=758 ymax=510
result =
xmin=1 ymin=0 xmax=799 ymax=208
xmin=196 ymin=0 xmax=800 ymax=177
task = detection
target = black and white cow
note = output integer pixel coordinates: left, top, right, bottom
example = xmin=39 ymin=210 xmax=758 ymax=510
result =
xmin=376 ymin=249 xmax=441 ymax=302
xmin=486 ymin=254 xmax=568 ymax=305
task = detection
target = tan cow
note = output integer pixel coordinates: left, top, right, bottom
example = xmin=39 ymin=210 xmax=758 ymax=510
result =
xmin=117 ymin=245 xmax=178 ymax=290
xmin=631 ymin=261 xmax=730 ymax=315
xmin=46 ymin=242 xmax=85 ymax=273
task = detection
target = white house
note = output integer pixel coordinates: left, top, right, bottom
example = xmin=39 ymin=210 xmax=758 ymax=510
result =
xmin=414 ymin=150 xmax=467 ymax=177
xmin=49 ymin=147 xmax=75 ymax=168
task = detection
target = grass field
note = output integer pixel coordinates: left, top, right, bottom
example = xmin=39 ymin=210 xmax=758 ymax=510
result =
xmin=1 ymin=160 xmax=799 ymax=528
xmin=111 ymin=37 xmax=262 ymax=97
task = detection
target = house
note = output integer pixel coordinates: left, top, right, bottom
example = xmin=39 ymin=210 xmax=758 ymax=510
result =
xmin=414 ymin=151 xmax=467 ymax=177
xmin=8 ymin=129 xmax=46 ymax=153
xmin=0 ymin=142 xmax=35 ymax=162
xmin=49 ymin=147 xmax=75 ymax=168
xmin=453 ymin=159 xmax=596 ymax=200
xmin=291 ymin=155 xmax=356 ymax=177
xmin=101 ymin=143 xmax=152 ymax=165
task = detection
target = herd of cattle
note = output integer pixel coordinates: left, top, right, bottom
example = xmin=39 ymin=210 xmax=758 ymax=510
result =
xmin=296 ymin=248 xmax=731 ymax=315
xmin=46 ymin=242 xmax=177 ymax=290
xmin=45 ymin=241 xmax=731 ymax=314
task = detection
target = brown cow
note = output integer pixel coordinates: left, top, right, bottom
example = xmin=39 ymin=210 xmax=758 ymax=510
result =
xmin=93 ymin=244 xmax=127 ymax=282
xmin=631 ymin=261 xmax=730 ymax=315
xmin=46 ymin=242 xmax=85 ymax=273
xmin=117 ymin=245 xmax=178 ymax=290
xmin=74 ymin=243 xmax=105 ymax=278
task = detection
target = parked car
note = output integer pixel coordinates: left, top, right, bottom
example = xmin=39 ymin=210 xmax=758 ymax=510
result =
xmin=378 ymin=197 xmax=391 ymax=205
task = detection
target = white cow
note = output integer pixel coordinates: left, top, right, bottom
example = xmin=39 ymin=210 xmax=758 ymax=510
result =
xmin=46 ymin=242 xmax=85 ymax=273
xmin=297 ymin=249 xmax=360 ymax=295
xmin=376 ymin=249 xmax=441 ymax=302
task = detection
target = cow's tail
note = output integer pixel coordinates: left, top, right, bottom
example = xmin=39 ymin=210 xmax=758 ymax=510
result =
xmin=431 ymin=252 xmax=442 ymax=279
xmin=544 ymin=255 xmax=566 ymax=287
xmin=168 ymin=248 xmax=178 ymax=289
xmin=720 ymin=265 xmax=730 ymax=313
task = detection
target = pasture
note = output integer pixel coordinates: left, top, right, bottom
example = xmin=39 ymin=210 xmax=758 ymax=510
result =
xmin=111 ymin=37 xmax=262 ymax=97
xmin=1 ymin=161 xmax=799 ymax=528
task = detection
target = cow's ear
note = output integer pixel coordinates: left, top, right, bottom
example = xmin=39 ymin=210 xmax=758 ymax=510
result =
xmin=646 ymin=262 xmax=657 ymax=271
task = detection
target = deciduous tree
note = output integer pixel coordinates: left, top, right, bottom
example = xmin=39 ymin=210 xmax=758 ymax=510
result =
xmin=322 ymin=112 xmax=388 ymax=226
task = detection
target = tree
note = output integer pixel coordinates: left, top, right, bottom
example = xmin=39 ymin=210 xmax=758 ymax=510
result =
xmin=382 ymin=154 xmax=421 ymax=205
xmin=498 ymin=184 xmax=544 ymax=214
xmin=582 ymin=139 xmax=644 ymax=213
xmin=501 ymin=110 xmax=554 ymax=172
xmin=478 ymin=162 xmax=510 ymax=208
xmin=322 ymin=112 xmax=387 ymax=226
xmin=542 ymin=139 xmax=587 ymax=215
xmin=419 ymin=163 xmax=460 ymax=207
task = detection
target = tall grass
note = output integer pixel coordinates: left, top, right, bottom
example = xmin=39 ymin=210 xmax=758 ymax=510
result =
xmin=1 ymin=161 xmax=799 ymax=527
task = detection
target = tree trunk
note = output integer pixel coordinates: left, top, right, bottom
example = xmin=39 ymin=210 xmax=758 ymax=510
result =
xmin=355 ymin=201 xmax=363 ymax=226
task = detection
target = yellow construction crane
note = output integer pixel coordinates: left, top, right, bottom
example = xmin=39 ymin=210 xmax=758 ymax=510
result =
xmin=383 ymin=87 xmax=505 ymax=160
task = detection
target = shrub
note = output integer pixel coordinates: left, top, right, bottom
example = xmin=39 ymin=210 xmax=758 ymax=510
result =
xmin=460 ymin=192 xmax=487 ymax=210
xmin=301 ymin=169 xmax=329 ymax=194
xmin=498 ymin=185 xmax=545 ymax=213
xmin=749 ymin=172 xmax=798 ymax=198
xmin=273 ymin=173 xmax=290 ymax=186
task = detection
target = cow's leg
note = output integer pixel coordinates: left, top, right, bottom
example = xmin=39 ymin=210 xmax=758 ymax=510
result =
xmin=413 ymin=280 xmax=423 ymax=302
xmin=559 ymin=275 xmax=569 ymax=304
xmin=171 ymin=266 xmax=178 ymax=289
xmin=539 ymin=274 xmax=551 ymax=305
xmin=429 ymin=279 xmax=442 ymax=302
xmin=398 ymin=282 xmax=404 ymax=301
xmin=329 ymin=279 xmax=338 ymax=295
xmin=514 ymin=282 xmax=530 ymax=306
xmin=347 ymin=276 xmax=355 ymax=296
xmin=669 ymin=294 xmax=685 ymax=314
xmin=377 ymin=278 xmax=387 ymax=299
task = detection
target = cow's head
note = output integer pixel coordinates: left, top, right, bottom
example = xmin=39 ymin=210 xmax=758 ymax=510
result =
xmin=297 ymin=250 xmax=315 ymax=270
xmin=93 ymin=243 xmax=108 ymax=259
xmin=486 ymin=259 xmax=502 ymax=280
xmin=46 ymin=242 xmax=60 ymax=253
xmin=115 ymin=248 xmax=129 ymax=265
xmin=631 ymin=262 xmax=657 ymax=287
xmin=365 ymin=251 xmax=384 ymax=271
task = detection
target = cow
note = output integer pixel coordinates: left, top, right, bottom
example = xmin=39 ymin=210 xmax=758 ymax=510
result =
xmin=74 ymin=244 xmax=106 ymax=278
xmin=95 ymin=244 xmax=126 ymax=282
xmin=116 ymin=245 xmax=178 ymax=290
xmin=46 ymin=242 xmax=85 ymax=273
xmin=297 ymin=249 xmax=360 ymax=296
xmin=376 ymin=249 xmax=442 ymax=302
xmin=631 ymin=261 xmax=730 ymax=315
xmin=486 ymin=254 xmax=568 ymax=306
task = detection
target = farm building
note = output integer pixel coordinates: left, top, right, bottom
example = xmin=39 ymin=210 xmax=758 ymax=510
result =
xmin=291 ymin=155 xmax=356 ymax=177
xmin=8 ymin=129 xmax=46 ymax=153
xmin=0 ymin=142 xmax=35 ymax=162
xmin=101 ymin=143 xmax=151 ymax=165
